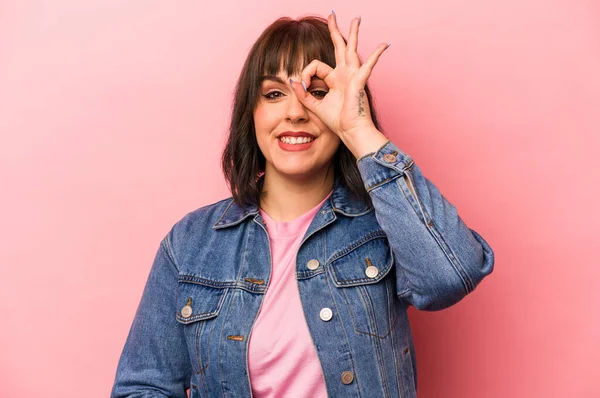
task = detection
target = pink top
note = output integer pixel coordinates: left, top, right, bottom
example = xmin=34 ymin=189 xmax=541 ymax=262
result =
xmin=248 ymin=192 xmax=332 ymax=397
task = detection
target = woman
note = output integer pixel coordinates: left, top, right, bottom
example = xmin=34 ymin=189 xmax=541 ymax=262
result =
xmin=111 ymin=12 xmax=494 ymax=398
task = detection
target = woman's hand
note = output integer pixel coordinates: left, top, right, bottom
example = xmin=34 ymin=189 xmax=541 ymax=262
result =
xmin=290 ymin=12 xmax=390 ymax=142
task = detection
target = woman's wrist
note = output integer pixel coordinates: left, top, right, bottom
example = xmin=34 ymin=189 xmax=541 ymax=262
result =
xmin=340 ymin=126 xmax=390 ymax=159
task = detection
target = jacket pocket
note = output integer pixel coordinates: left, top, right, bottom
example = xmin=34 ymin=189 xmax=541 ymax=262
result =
xmin=328 ymin=231 xmax=397 ymax=339
xmin=175 ymin=277 xmax=228 ymax=375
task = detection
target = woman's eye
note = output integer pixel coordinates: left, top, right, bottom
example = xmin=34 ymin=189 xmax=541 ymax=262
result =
xmin=310 ymin=90 xmax=328 ymax=99
xmin=262 ymin=90 xmax=328 ymax=100
xmin=263 ymin=91 xmax=283 ymax=100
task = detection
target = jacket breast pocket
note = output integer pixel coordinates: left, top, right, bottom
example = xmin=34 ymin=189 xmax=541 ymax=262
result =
xmin=175 ymin=277 xmax=228 ymax=375
xmin=328 ymin=232 xmax=397 ymax=339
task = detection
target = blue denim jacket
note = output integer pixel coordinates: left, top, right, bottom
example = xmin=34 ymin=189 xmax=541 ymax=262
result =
xmin=111 ymin=140 xmax=494 ymax=398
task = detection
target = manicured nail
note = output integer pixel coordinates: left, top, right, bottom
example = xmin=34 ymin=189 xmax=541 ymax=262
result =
xmin=332 ymin=9 xmax=336 ymax=20
xmin=387 ymin=42 xmax=391 ymax=47
xmin=301 ymin=81 xmax=307 ymax=92
xmin=289 ymin=78 xmax=294 ymax=85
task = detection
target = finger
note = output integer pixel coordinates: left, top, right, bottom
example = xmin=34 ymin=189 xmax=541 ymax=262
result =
xmin=356 ymin=42 xmax=390 ymax=85
xmin=300 ymin=59 xmax=334 ymax=91
xmin=328 ymin=12 xmax=346 ymax=66
xmin=345 ymin=17 xmax=361 ymax=67
xmin=289 ymin=79 xmax=319 ymax=115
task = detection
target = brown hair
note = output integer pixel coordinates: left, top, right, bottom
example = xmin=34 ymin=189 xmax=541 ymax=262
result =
xmin=221 ymin=15 xmax=384 ymax=207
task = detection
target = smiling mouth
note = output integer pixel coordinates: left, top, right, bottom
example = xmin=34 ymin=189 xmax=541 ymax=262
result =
xmin=278 ymin=136 xmax=315 ymax=145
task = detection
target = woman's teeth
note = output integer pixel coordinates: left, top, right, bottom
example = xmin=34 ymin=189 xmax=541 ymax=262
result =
xmin=279 ymin=136 xmax=314 ymax=144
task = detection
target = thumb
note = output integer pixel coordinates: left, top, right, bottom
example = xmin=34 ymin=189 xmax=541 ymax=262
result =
xmin=289 ymin=79 xmax=319 ymax=114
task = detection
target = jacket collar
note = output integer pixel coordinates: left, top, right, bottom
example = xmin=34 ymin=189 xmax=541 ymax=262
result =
xmin=213 ymin=174 xmax=372 ymax=229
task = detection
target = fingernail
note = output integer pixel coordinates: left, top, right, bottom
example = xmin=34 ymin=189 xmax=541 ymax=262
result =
xmin=332 ymin=9 xmax=336 ymax=20
xmin=387 ymin=42 xmax=391 ymax=47
xmin=301 ymin=81 xmax=307 ymax=92
xmin=289 ymin=78 xmax=294 ymax=85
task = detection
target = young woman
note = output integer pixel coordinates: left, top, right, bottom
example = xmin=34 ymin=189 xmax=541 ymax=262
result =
xmin=111 ymin=12 xmax=494 ymax=398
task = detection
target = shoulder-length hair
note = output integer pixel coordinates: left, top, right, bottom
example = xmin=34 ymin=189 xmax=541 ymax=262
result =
xmin=221 ymin=15 xmax=384 ymax=207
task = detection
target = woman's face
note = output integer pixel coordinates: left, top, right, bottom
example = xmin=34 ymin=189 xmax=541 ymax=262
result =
xmin=253 ymin=69 xmax=341 ymax=182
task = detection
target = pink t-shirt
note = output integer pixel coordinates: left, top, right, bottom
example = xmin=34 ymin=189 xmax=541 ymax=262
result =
xmin=248 ymin=192 xmax=332 ymax=397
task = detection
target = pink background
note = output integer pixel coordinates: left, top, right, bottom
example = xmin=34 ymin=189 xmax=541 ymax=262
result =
xmin=1 ymin=0 xmax=598 ymax=397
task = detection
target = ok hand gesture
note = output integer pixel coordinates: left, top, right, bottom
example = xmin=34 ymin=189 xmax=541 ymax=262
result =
xmin=290 ymin=12 xmax=390 ymax=142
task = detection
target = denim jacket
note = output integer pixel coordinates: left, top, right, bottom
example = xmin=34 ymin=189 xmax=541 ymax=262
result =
xmin=111 ymin=140 xmax=494 ymax=398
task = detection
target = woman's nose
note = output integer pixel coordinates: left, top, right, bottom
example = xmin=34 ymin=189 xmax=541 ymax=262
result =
xmin=286 ymin=89 xmax=308 ymax=124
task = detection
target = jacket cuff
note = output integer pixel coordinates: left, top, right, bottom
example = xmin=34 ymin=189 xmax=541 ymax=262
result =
xmin=356 ymin=140 xmax=414 ymax=191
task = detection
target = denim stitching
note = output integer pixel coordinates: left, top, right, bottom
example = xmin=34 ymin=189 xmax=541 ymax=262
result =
xmin=323 ymin=268 xmax=361 ymax=396
xmin=388 ymin=284 xmax=404 ymax=398
xmin=213 ymin=199 xmax=235 ymax=227
xmin=237 ymin=219 xmax=252 ymax=287
xmin=395 ymin=176 xmax=423 ymax=222
xmin=203 ymin=294 xmax=225 ymax=378
xmin=162 ymin=233 xmax=181 ymax=272
xmin=340 ymin=278 xmax=398 ymax=339
xmin=402 ymin=170 xmax=473 ymax=293
xmin=396 ymin=177 xmax=470 ymax=296
xmin=355 ymin=139 xmax=391 ymax=164
xmin=195 ymin=320 xmax=208 ymax=374
xmin=217 ymin=291 xmax=235 ymax=398
xmin=360 ymin=283 xmax=391 ymax=397
xmin=328 ymin=230 xmax=387 ymax=263
xmin=365 ymin=174 xmax=402 ymax=193
xmin=400 ymin=176 xmax=471 ymax=294
xmin=332 ymin=205 xmax=374 ymax=217
xmin=427 ymin=225 xmax=472 ymax=293
xmin=402 ymin=345 xmax=417 ymax=395
xmin=327 ymin=236 xmax=394 ymax=287
xmin=199 ymin=372 xmax=209 ymax=397
xmin=176 ymin=285 xmax=229 ymax=323
xmin=296 ymin=268 xmax=326 ymax=280
xmin=435 ymin=228 xmax=474 ymax=292
xmin=178 ymin=275 xmax=267 ymax=294
xmin=298 ymin=209 xmax=337 ymax=251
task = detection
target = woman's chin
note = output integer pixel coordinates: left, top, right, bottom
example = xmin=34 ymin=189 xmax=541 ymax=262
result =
xmin=268 ymin=165 xmax=325 ymax=182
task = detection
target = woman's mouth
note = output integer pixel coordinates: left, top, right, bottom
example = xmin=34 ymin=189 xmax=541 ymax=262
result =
xmin=277 ymin=136 xmax=316 ymax=151
xmin=279 ymin=136 xmax=314 ymax=144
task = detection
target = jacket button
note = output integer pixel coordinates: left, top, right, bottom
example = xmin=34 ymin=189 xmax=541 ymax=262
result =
xmin=341 ymin=371 xmax=354 ymax=384
xmin=383 ymin=153 xmax=397 ymax=163
xmin=181 ymin=305 xmax=192 ymax=318
xmin=181 ymin=297 xmax=193 ymax=318
xmin=307 ymin=259 xmax=320 ymax=270
xmin=319 ymin=307 xmax=333 ymax=321
xmin=365 ymin=266 xmax=379 ymax=278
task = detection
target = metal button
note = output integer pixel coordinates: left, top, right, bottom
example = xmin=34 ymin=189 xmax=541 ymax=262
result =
xmin=181 ymin=305 xmax=192 ymax=318
xmin=319 ymin=307 xmax=333 ymax=322
xmin=341 ymin=371 xmax=354 ymax=384
xmin=365 ymin=266 xmax=379 ymax=278
xmin=181 ymin=297 xmax=193 ymax=318
xmin=383 ymin=153 xmax=397 ymax=163
xmin=307 ymin=259 xmax=320 ymax=270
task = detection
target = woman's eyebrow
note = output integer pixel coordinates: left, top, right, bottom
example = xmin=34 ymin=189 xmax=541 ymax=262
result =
xmin=259 ymin=75 xmax=324 ymax=85
xmin=259 ymin=75 xmax=285 ymax=84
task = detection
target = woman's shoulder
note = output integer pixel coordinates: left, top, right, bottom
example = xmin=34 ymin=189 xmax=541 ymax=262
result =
xmin=155 ymin=196 xmax=238 ymax=272
xmin=158 ymin=196 xmax=237 ymax=262
xmin=170 ymin=196 xmax=234 ymax=236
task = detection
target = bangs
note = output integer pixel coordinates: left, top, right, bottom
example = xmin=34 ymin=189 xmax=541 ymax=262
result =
xmin=258 ymin=18 xmax=337 ymax=78
xmin=223 ymin=15 xmax=380 ymax=207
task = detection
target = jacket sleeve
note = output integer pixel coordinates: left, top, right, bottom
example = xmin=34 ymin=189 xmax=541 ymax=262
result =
xmin=356 ymin=140 xmax=495 ymax=311
xmin=111 ymin=232 xmax=192 ymax=397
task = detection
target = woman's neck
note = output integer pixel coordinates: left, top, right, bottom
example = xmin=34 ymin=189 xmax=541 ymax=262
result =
xmin=259 ymin=169 xmax=334 ymax=222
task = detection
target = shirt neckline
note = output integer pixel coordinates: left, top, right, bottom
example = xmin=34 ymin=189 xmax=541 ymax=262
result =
xmin=260 ymin=191 xmax=333 ymax=239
